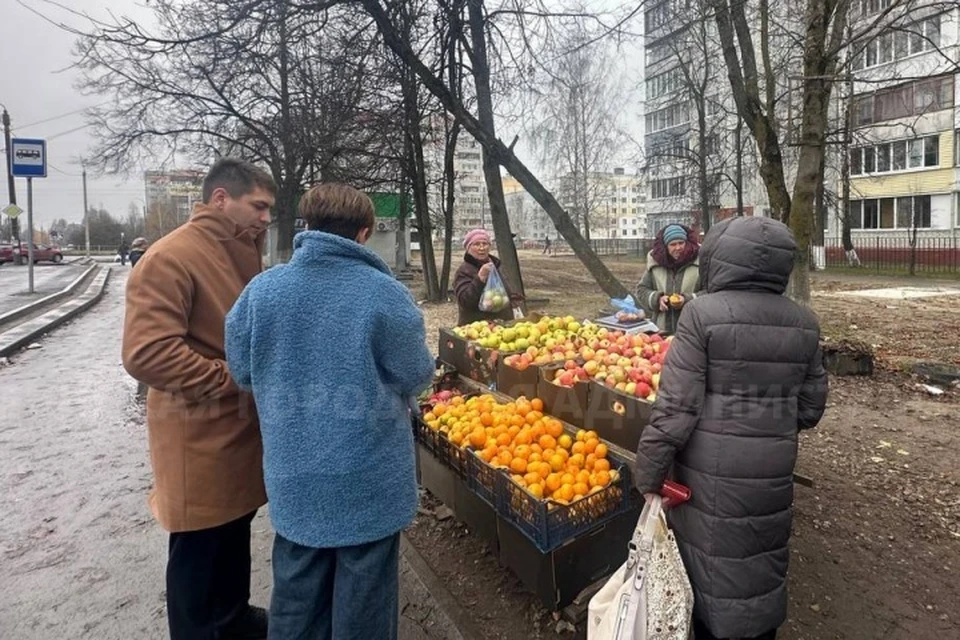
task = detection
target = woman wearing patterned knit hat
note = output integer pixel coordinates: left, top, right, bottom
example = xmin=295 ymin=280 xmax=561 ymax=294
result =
xmin=635 ymin=223 xmax=701 ymax=334
xmin=453 ymin=228 xmax=517 ymax=326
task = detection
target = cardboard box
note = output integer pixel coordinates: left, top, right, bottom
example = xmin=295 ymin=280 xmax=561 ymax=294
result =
xmin=497 ymin=502 xmax=642 ymax=610
xmin=495 ymin=360 xmax=541 ymax=399
xmin=585 ymin=381 xmax=653 ymax=452
xmin=438 ymin=327 xmax=500 ymax=384
xmin=538 ymin=363 xmax=589 ymax=426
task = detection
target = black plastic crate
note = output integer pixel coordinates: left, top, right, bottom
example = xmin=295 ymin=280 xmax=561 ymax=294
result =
xmin=495 ymin=460 xmax=633 ymax=552
xmin=436 ymin=432 xmax=469 ymax=479
xmin=465 ymin=450 xmax=502 ymax=506
xmin=412 ymin=415 xmax=441 ymax=457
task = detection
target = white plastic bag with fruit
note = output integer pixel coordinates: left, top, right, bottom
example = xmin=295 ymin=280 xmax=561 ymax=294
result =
xmin=479 ymin=263 xmax=510 ymax=313
xmin=587 ymin=495 xmax=692 ymax=640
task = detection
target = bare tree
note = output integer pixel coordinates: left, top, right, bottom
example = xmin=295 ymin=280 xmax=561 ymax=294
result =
xmin=526 ymin=16 xmax=627 ymax=240
xmin=361 ymin=0 xmax=631 ymax=297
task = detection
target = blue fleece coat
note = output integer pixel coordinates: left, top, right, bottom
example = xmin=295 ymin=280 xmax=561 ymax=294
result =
xmin=225 ymin=231 xmax=435 ymax=548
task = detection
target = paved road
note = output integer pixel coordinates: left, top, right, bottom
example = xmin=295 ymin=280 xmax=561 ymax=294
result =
xmin=0 ymin=271 xmax=461 ymax=639
xmin=0 ymin=261 xmax=92 ymax=315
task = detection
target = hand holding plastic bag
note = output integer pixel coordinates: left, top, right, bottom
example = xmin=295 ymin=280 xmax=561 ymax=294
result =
xmin=479 ymin=263 xmax=510 ymax=312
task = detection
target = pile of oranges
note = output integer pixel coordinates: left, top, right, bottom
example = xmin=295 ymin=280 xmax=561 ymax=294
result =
xmin=423 ymin=394 xmax=619 ymax=504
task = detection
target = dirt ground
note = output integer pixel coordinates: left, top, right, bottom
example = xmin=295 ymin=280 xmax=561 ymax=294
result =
xmin=410 ymin=252 xmax=960 ymax=640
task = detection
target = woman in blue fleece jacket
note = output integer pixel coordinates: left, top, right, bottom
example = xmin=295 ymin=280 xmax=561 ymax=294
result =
xmin=225 ymin=183 xmax=435 ymax=640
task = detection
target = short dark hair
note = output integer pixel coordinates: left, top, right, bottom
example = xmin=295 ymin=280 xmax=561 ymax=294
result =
xmin=299 ymin=184 xmax=375 ymax=240
xmin=202 ymin=158 xmax=277 ymax=203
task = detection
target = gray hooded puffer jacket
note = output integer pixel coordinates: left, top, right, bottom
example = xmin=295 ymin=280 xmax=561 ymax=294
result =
xmin=633 ymin=216 xmax=829 ymax=638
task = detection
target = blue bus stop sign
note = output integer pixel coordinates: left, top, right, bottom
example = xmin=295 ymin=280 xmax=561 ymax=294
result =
xmin=11 ymin=138 xmax=47 ymax=178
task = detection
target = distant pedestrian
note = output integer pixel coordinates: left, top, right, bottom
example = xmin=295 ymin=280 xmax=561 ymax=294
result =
xmin=128 ymin=237 xmax=147 ymax=267
xmin=225 ymin=183 xmax=435 ymax=640
xmin=542 ymin=236 xmax=552 ymax=255
xmin=122 ymin=158 xmax=276 ymax=640
xmin=118 ymin=240 xmax=129 ymax=266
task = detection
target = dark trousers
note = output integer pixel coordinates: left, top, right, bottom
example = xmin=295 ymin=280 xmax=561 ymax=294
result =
xmin=268 ymin=531 xmax=400 ymax=640
xmin=694 ymin=618 xmax=777 ymax=640
xmin=167 ymin=510 xmax=256 ymax=640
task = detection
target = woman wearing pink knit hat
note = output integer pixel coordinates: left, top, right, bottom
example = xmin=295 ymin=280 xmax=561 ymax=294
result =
xmin=453 ymin=229 xmax=517 ymax=325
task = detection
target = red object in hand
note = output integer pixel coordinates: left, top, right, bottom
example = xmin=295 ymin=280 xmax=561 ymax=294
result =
xmin=660 ymin=480 xmax=691 ymax=508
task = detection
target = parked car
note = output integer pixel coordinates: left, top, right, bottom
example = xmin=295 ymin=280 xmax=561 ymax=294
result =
xmin=14 ymin=243 xmax=64 ymax=264
xmin=0 ymin=244 xmax=15 ymax=264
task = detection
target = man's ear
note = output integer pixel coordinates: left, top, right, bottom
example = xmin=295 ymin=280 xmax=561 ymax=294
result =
xmin=356 ymin=227 xmax=372 ymax=244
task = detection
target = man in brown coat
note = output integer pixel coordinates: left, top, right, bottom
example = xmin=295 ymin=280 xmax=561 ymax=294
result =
xmin=123 ymin=158 xmax=276 ymax=640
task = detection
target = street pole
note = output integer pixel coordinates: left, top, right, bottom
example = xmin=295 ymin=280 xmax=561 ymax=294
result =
xmin=82 ymin=161 xmax=90 ymax=258
xmin=26 ymin=177 xmax=34 ymax=293
xmin=2 ymin=107 xmax=19 ymax=244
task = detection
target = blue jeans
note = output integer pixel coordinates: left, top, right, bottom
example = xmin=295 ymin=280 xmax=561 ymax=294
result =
xmin=268 ymin=531 xmax=400 ymax=640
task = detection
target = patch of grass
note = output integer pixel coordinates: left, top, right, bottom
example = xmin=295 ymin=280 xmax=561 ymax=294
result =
xmin=823 ymin=266 xmax=960 ymax=281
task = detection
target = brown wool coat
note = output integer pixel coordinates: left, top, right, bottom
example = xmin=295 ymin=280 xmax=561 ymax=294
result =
xmin=122 ymin=203 xmax=267 ymax=532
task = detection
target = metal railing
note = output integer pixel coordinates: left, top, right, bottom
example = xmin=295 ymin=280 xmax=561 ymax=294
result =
xmin=824 ymin=236 xmax=960 ymax=275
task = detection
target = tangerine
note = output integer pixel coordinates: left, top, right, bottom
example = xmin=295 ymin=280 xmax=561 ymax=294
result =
xmin=539 ymin=434 xmax=557 ymax=450
xmin=530 ymin=398 xmax=544 ymax=412
xmin=510 ymin=458 xmax=527 ymax=474
xmin=594 ymin=458 xmax=611 ymax=472
xmin=557 ymin=434 xmax=573 ymax=450
xmin=595 ymin=443 xmax=609 ymax=459
xmin=528 ymin=483 xmax=544 ymax=499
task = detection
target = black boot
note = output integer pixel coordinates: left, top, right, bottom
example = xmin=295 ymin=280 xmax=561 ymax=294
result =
xmin=219 ymin=605 xmax=268 ymax=640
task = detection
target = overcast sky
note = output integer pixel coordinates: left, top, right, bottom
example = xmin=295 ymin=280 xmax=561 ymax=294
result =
xmin=1 ymin=0 xmax=152 ymax=229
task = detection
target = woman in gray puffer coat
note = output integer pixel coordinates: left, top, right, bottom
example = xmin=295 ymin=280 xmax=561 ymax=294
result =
xmin=633 ymin=217 xmax=828 ymax=640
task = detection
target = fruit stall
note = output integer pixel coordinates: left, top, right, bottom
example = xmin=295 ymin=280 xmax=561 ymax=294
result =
xmin=415 ymin=314 xmax=672 ymax=610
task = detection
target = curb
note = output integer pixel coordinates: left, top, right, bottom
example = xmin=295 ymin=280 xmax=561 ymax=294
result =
xmin=400 ymin=533 xmax=483 ymax=640
xmin=0 ymin=266 xmax=111 ymax=358
xmin=0 ymin=263 xmax=99 ymax=329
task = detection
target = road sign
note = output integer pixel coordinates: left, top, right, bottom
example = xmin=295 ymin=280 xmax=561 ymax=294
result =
xmin=11 ymin=138 xmax=47 ymax=178
xmin=2 ymin=203 xmax=23 ymax=219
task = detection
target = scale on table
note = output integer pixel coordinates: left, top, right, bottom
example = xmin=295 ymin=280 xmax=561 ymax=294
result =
xmin=592 ymin=314 xmax=660 ymax=334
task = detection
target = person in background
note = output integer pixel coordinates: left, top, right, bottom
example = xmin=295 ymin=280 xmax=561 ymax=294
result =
xmin=123 ymin=158 xmax=275 ymax=640
xmin=453 ymin=228 xmax=521 ymax=325
xmin=542 ymin=236 xmax=552 ymax=255
xmin=128 ymin=237 xmax=148 ymax=267
xmin=633 ymin=217 xmax=829 ymax=640
xmin=118 ymin=239 xmax=130 ymax=266
xmin=225 ymin=183 xmax=435 ymax=640
xmin=635 ymin=223 xmax=700 ymax=334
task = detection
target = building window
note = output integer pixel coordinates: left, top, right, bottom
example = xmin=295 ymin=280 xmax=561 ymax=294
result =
xmin=853 ymin=75 xmax=953 ymax=127
xmin=849 ymin=196 xmax=932 ymax=229
xmin=646 ymin=103 xmax=690 ymax=133
xmin=853 ymin=15 xmax=943 ymax=71
xmin=650 ymin=177 xmax=686 ymax=199
xmin=850 ymin=135 xmax=939 ymax=175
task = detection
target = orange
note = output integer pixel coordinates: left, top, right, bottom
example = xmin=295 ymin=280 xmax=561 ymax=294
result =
xmin=545 ymin=473 xmax=562 ymax=493
xmin=508 ymin=425 xmax=521 ymax=438
xmin=496 ymin=450 xmax=513 ymax=467
xmin=531 ymin=423 xmax=546 ymax=439
xmin=481 ymin=447 xmax=497 ymax=463
xmin=569 ymin=453 xmax=585 ymax=468
xmin=524 ymin=472 xmax=540 ymax=486
xmin=561 ymin=472 xmax=576 ymax=486
xmin=573 ymin=482 xmax=589 ymax=496
xmin=571 ymin=441 xmax=586 ymax=455
xmin=584 ymin=438 xmax=599 ymax=454
xmin=510 ymin=458 xmax=527 ymax=474
xmin=515 ymin=429 xmax=533 ymax=446
xmin=510 ymin=414 xmax=525 ymax=428
xmin=496 ymin=433 xmax=512 ymax=447
xmin=468 ymin=428 xmax=487 ymax=448
xmin=576 ymin=429 xmax=587 ymax=442
xmin=549 ymin=454 xmax=565 ymax=472
xmin=538 ymin=435 xmax=556 ymax=450
xmin=555 ymin=448 xmax=569 ymax=462
xmin=528 ymin=483 xmax=544 ymax=499
xmin=576 ymin=470 xmax=592 ymax=485
xmin=514 ymin=444 xmax=531 ymax=460
xmin=479 ymin=412 xmax=493 ymax=427
xmin=530 ymin=398 xmax=544 ymax=412
xmin=546 ymin=420 xmax=564 ymax=439
xmin=585 ymin=430 xmax=599 ymax=440
xmin=449 ymin=431 xmax=464 ymax=446
xmin=594 ymin=470 xmax=611 ymax=487
xmin=433 ymin=404 xmax=447 ymax=417
xmin=584 ymin=453 xmax=597 ymax=470
xmin=525 ymin=412 xmax=538 ymax=426
xmin=512 ymin=474 xmax=526 ymax=486
xmin=557 ymin=434 xmax=573 ymax=450
xmin=595 ymin=443 xmax=609 ymax=459
xmin=537 ymin=463 xmax=550 ymax=479
xmin=558 ymin=484 xmax=576 ymax=502
xmin=594 ymin=458 xmax=611 ymax=472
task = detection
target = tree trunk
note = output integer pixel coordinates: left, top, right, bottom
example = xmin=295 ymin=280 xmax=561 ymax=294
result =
xmin=466 ymin=0 xmax=525 ymax=300
xmin=275 ymin=0 xmax=297 ymax=263
xmin=439 ymin=118 xmax=460 ymax=299
xmin=361 ymin=0 xmax=628 ymax=298
xmin=698 ymin=100 xmax=710 ymax=231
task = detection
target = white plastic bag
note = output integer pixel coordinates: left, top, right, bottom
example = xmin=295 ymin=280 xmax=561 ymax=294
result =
xmin=478 ymin=263 xmax=509 ymax=312
xmin=588 ymin=496 xmax=693 ymax=640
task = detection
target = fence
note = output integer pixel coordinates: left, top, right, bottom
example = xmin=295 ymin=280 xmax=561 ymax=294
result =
xmin=824 ymin=236 xmax=960 ymax=275
xmin=547 ymin=238 xmax=653 ymax=257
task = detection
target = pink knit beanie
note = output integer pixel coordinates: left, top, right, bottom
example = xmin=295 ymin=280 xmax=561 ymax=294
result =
xmin=463 ymin=229 xmax=492 ymax=249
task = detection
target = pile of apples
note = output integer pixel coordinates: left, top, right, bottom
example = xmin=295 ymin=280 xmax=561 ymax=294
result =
xmin=547 ymin=331 xmax=672 ymax=403
xmin=453 ymin=315 xmax=583 ymax=353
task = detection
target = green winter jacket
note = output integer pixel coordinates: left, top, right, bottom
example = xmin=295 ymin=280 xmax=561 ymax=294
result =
xmin=634 ymin=251 xmax=700 ymax=334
